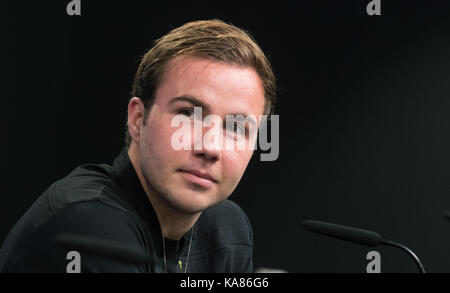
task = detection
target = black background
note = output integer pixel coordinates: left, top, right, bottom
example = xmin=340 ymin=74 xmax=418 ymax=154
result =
xmin=3 ymin=0 xmax=450 ymax=273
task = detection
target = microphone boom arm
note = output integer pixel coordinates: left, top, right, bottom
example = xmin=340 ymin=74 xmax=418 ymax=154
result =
xmin=379 ymin=238 xmax=426 ymax=273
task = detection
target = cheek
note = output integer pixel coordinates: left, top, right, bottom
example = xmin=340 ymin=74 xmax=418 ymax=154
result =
xmin=221 ymin=150 xmax=254 ymax=186
xmin=143 ymin=113 xmax=176 ymax=150
xmin=140 ymin=123 xmax=180 ymax=174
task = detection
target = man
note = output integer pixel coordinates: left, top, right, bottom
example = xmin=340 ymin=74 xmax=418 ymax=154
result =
xmin=0 ymin=19 xmax=276 ymax=273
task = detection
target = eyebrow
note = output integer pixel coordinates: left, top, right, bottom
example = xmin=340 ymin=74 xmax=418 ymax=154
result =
xmin=168 ymin=95 xmax=257 ymax=127
xmin=168 ymin=95 xmax=211 ymax=113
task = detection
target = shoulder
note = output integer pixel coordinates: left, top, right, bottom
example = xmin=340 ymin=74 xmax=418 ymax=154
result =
xmin=51 ymin=163 xmax=120 ymax=208
xmin=41 ymin=201 xmax=150 ymax=255
xmin=0 ymin=201 xmax=149 ymax=272
xmin=0 ymin=163 xmax=147 ymax=272
xmin=2 ymin=162 xmax=137 ymax=251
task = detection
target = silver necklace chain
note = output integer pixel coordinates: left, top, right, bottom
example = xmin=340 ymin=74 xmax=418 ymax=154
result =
xmin=162 ymin=224 xmax=195 ymax=273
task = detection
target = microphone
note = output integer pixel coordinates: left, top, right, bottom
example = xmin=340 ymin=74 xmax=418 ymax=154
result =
xmin=301 ymin=220 xmax=426 ymax=273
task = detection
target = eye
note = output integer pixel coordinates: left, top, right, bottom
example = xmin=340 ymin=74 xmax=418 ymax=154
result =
xmin=177 ymin=107 xmax=204 ymax=120
xmin=178 ymin=108 xmax=195 ymax=117
xmin=227 ymin=122 xmax=246 ymax=136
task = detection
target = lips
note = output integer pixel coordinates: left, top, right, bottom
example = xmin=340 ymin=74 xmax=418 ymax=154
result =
xmin=180 ymin=169 xmax=217 ymax=182
xmin=179 ymin=169 xmax=218 ymax=188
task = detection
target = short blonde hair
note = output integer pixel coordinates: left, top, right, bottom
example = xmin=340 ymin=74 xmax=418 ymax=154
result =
xmin=126 ymin=19 xmax=276 ymax=148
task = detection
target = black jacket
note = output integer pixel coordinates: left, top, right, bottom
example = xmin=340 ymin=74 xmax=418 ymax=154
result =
xmin=0 ymin=148 xmax=253 ymax=273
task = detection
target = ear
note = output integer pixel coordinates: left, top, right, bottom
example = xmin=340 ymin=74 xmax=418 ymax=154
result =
xmin=127 ymin=97 xmax=146 ymax=145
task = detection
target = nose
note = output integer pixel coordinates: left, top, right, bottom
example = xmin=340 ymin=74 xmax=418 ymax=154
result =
xmin=192 ymin=145 xmax=221 ymax=162
xmin=192 ymin=120 xmax=222 ymax=162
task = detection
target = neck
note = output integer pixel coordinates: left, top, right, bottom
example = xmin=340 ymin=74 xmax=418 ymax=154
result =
xmin=128 ymin=144 xmax=200 ymax=240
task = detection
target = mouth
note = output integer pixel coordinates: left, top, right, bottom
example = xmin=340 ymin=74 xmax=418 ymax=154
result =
xmin=179 ymin=169 xmax=217 ymax=189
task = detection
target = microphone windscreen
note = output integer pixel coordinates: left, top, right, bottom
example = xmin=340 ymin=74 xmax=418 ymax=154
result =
xmin=302 ymin=220 xmax=381 ymax=247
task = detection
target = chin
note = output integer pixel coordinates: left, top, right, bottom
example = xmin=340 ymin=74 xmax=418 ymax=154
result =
xmin=165 ymin=191 xmax=222 ymax=214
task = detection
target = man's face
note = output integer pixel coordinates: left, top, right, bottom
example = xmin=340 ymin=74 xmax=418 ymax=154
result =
xmin=137 ymin=56 xmax=265 ymax=214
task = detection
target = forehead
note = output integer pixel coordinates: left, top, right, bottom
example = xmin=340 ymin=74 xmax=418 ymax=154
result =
xmin=154 ymin=56 xmax=265 ymax=116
